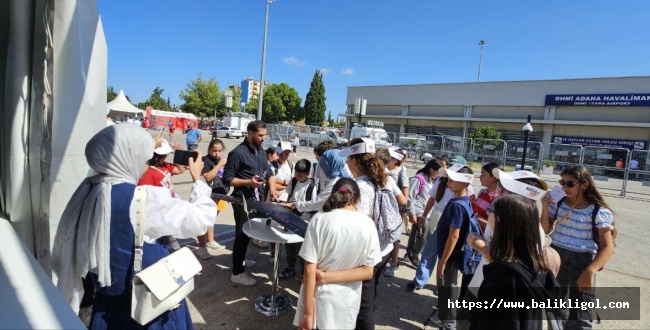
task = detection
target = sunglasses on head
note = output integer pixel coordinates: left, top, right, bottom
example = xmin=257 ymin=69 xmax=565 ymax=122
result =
xmin=558 ymin=179 xmax=578 ymax=188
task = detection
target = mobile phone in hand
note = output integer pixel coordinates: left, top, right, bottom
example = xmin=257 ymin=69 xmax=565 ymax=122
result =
xmin=173 ymin=150 xmax=198 ymax=166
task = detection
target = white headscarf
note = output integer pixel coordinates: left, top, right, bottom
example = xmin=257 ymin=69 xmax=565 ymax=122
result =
xmin=52 ymin=124 xmax=154 ymax=312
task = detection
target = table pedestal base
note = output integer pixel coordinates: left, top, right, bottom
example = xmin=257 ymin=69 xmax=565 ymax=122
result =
xmin=254 ymin=292 xmax=293 ymax=316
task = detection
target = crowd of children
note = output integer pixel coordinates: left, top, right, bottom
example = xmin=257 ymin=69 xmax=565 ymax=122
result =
xmin=131 ymin=127 xmax=615 ymax=330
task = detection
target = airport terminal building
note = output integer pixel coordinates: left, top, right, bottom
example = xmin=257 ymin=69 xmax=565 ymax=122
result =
xmin=344 ymin=76 xmax=650 ymax=151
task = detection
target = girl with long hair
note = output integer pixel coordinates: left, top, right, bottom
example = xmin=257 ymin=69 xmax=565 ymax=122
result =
xmin=294 ymin=178 xmax=381 ymax=330
xmin=541 ymin=165 xmax=615 ymax=329
xmin=341 ymin=137 xmax=407 ymax=329
xmin=196 ymin=139 xmax=228 ymax=259
xmin=404 ymin=159 xmax=444 ymax=267
xmin=471 ymin=194 xmax=560 ymax=330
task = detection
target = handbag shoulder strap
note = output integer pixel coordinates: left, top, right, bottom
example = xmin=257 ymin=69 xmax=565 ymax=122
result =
xmin=133 ymin=186 xmax=148 ymax=273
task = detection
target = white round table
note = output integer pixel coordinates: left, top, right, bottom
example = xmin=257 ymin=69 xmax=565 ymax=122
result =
xmin=242 ymin=217 xmax=304 ymax=316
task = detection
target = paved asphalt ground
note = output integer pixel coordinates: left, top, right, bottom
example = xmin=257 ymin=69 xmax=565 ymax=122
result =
xmin=159 ymin=130 xmax=649 ymax=329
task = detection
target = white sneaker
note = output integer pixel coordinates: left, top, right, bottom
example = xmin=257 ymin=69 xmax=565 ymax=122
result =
xmin=384 ymin=264 xmax=399 ymax=277
xmin=230 ymin=273 xmax=257 ymax=286
xmin=251 ymin=239 xmax=269 ymax=248
xmin=196 ymin=247 xmax=212 ymax=260
xmin=206 ymin=240 xmax=225 ymax=251
xmin=243 ymin=260 xmax=257 ymax=268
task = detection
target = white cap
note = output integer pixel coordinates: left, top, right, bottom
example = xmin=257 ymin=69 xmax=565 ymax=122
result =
xmin=492 ymin=169 xmax=547 ymax=201
xmin=339 ymin=138 xmax=375 ymax=157
xmin=277 ymin=141 xmax=292 ymax=154
xmin=498 ymin=169 xmax=549 ymax=191
xmin=154 ymin=139 xmax=174 ymax=155
xmin=439 ymin=164 xmax=474 ymax=183
xmin=388 ymin=146 xmax=404 ymax=161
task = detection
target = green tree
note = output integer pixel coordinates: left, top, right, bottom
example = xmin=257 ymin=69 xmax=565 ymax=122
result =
xmin=245 ymin=98 xmax=258 ymax=115
xmin=303 ymin=70 xmax=326 ymax=126
xmin=107 ymin=86 xmax=118 ymax=102
xmin=468 ymin=125 xmax=503 ymax=150
xmin=327 ymin=111 xmax=333 ymax=124
xmin=179 ymin=73 xmax=221 ymax=119
xmin=245 ymin=83 xmax=302 ymax=122
xmin=137 ymin=87 xmax=172 ymax=111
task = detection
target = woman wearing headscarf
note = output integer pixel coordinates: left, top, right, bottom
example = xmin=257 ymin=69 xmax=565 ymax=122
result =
xmin=52 ymin=125 xmax=216 ymax=329
xmin=283 ymin=149 xmax=350 ymax=213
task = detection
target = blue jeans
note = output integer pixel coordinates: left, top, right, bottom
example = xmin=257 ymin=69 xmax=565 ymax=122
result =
xmin=413 ymin=229 xmax=438 ymax=288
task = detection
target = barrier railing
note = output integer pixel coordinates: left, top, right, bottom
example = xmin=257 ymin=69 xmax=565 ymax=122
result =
xmin=470 ymin=138 xmax=506 ymax=165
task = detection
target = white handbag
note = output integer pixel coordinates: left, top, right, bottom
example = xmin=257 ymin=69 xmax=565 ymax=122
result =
xmin=130 ymin=186 xmax=202 ymax=325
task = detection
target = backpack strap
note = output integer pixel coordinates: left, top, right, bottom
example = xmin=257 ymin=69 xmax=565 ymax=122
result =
xmin=287 ymin=177 xmax=298 ymax=201
xmin=305 ymin=180 xmax=316 ymax=202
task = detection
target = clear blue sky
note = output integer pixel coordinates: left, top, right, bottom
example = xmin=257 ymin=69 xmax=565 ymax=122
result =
xmin=98 ymin=0 xmax=650 ymax=119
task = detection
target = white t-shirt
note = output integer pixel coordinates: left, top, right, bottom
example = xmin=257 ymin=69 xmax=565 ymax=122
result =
xmin=270 ymin=161 xmax=293 ymax=202
xmin=356 ymin=175 xmax=403 ymax=255
xmin=389 ymin=166 xmax=409 ymax=189
xmin=293 ymin=209 xmax=382 ymax=329
xmin=295 ymin=176 xmax=340 ymax=213
xmin=287 ymin=178 xmax=318 ymax=221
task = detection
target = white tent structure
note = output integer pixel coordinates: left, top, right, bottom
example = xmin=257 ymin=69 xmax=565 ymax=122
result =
xmin=107 ymin=89 xmax=144 ymax=120
xmin=1 ymin=0 xmax=104 ymax=327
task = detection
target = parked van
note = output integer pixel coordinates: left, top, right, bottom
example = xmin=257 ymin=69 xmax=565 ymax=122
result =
xmin=349 ymin=121 xmax=392 ymax=147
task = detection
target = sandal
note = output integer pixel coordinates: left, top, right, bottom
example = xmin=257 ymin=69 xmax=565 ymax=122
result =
xmin=278 ymin=268 xmax=295 ymax=280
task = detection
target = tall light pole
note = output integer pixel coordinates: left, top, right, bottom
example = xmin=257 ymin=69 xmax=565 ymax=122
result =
xmin=477 ymin=40 xmax=486 ymax=82
xmin=257 ymin=0 xmax=275 ymax=121
xmin=521 ymin=115 xmax=533 ymax=171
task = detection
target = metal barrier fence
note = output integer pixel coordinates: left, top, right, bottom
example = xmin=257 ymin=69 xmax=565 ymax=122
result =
xmin=623 ymin=150 xmax=650 ymax=196
xmin=470 ymin=138 xmax=506 ymax=165
xmin=444 ymin=136 xmax=472 ymax=158
xmin=581 ymin=146 xmax=629 ymax=193
xmin=267 ymin=123 xmax=650 ymax=198
xmin=504 ymin=140 xmax=543 ymax=171
xmin=541 ymin=144 xmax=584 ymax=175
xmin=421 ymin=135 xmax=446 ymax=158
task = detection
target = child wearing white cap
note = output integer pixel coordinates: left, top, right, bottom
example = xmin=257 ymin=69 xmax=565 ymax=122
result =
xmin=339 ymin=137 xmax=407 ymax=329
xmin=430 ymin=164 xmax=474 ymax=329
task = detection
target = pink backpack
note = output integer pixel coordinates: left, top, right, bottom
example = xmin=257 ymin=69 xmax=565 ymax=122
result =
xmin=411 ymin=173 xmax=427 ymax=195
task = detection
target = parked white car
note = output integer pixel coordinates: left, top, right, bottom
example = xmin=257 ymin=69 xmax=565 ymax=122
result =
xmin=216 ymin=126 xmax=243 ymax=139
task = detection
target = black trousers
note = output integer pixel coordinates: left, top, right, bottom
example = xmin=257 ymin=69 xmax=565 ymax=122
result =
xmin=355 ymin=252 xmax=391 ymax=330
xmin=285 ymin=242 xmax=304 ymax=271
xmin=231 ymin=203 xmax=251 ymax=275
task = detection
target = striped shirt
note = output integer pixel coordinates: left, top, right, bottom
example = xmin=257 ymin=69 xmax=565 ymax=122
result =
xmin=549 ymin=202 xmax=614 ymax=254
